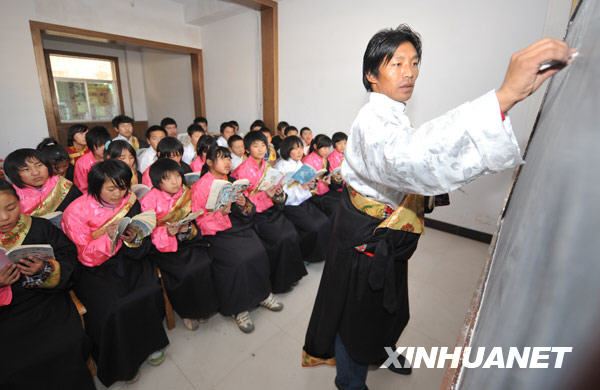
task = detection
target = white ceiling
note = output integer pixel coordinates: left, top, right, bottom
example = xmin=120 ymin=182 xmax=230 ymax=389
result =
xmin=168 ymin=0 xmax=262 ymax=26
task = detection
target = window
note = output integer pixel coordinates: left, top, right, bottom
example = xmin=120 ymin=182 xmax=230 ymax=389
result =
xmin=47 ymin=52 xmax=122 ymax=123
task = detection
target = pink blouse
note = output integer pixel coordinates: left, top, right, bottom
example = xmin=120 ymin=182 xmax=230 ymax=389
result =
xmin=0 ymin=285 xmax=11 ymax=306
xmin=140 ymin=187 xmax=182 ymax=252
xmin=142 ymin=167 xmax=152 ymax=187
xmin=327 ymin=149 xmax=344 ymax=171
xmin=302 ymin=152 xmax=329 ymax=195
xmin=191 ymin=172 xmax=232 ymax=236
xmin=190 ymin=156 xmax=205 ymax=173
xmin=73 ymin=151 xmax=98 ymax=193
xmin=14 ymin=175 xmax=60 ymax=215
xmin=231 ymin=157 xmax=273 ymax=213
xmin=62 ymin=193 xmax=132 ymax=267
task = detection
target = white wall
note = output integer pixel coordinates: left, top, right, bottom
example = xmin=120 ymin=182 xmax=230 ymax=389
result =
xmin=201 ymin=10 xmax=262 ymax=134
xmin=201 ymin=0 xmax=571 ymax=234
xmin=0 ymin=0 xmax=201 ymax=160
xmin=141 ymin=49 xmax=196 ymax=130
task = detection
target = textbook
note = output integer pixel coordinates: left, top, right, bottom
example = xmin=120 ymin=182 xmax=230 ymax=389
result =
xmin=205 ymin=179 xmax=251 ymax=211
xmin=170 ymin=210 xmax=204 ymax=227
xmin=132 ymin=184 xmax=151 ymax=199
xmin=0 ymin=244 xmax=54 ymax=268
xmin=256 ymin=168 xmax=285 ymax=191
xmin=184 ymin=172 xmax=202 ymax=187
xmin=286 ymin=164 xmax=328 ymax=185
xmin=110 ymin=210 xmax=157 ymax=253
xmin=40 ymin=211 xmax=63 ymax=229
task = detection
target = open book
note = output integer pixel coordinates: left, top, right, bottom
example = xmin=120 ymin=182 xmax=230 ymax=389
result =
xmin=132 ymin=184 xmax=151 ymax=199
xmin=0 ymin=244 xmax=54 ymax=268
xmin=285 ymin=164 xmax=328 ymax=185
xmin=169 ymin=210 xmax=204 ymax=227
xmin=184 ymin=172 xmax=202 ymax=187
xmin=110 ymin=210 xmax=157 ymax=253
xmin=41 ymin=211 xmax=63 ymax=229
xmin=206 ymin=179 xmax=251 ymax=211
xmin=256 ymin=168 xmax=286 ymax=191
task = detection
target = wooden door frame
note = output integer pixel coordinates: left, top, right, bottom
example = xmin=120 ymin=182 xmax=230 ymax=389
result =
xmin=29 ymin=20 xmax=206 ymax=142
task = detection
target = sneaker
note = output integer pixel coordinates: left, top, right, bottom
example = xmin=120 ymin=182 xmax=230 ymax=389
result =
xmin=125 ymin=371 xmax=140 ymax=384
xmin=183 ymin=318 xmax=199 ymax=331
xmin=147 ymin=350 xmax=165 ymax=366
xmin=260 ymin=293 xmax=284 ymax=312
xmin=233 ymin=311 xmax=254 ymax=333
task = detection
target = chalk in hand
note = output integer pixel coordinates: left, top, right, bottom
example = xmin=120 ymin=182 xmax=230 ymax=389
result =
xmin=539 ymin=51 xmax=579 ymax=71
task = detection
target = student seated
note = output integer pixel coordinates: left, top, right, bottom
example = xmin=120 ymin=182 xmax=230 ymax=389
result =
xmin=137 ymin=125 xmax=167 ymax=173
xmin=37 ymin=137 xmax=75 ymax=182
xmin=192 ymin=146 xmax=280 ymax=333
xmin=62 ymin=160 xmax=169 ymax=386
xmin=259 ymin=127 xmax=277 ymax=165
xmin=190 ymin=134 xmax=217 ymax=172
xmin=4 ymin=148 xmax=81 ymax=217
xmin=303 ymin=134 xmax=342 ymax=216
xmin=112 ymin=115 xmax=139 ymax=151
xmin=105 ymin=140 xmax=143 ymax=185
xmin=272 ymin=121 xmax=289 ymax=151
xmin=193 ymin=116 xmax=208 ymax=133
xmin=232 ymin=132 xmax=306 ymax=293
xmin=274 ymin=136 xmax=331 ymax=263
xmin=249 ymin=119 xmax=265 ymax=132
xmin=73 ymin=126 xmax=111 ymax=192
xmin=140 ymin=159 xmax=218 ymax=331
xmin=300 ymin=127 xmax=313 ymax=156
xmin=66 ymin=124 xmax=89 ymax=166
xmin=327 ymin=132 xmax=347 ymax=193
xmin=285 ymin=125 xmax=299 ymax=138
xmin=160 ymin=117 xmax=178 ymax=137
xmin=142 ymin=137 xmax=192 ymax=187
xmin=228 ymin=134 xmax=246 ymax=171
xmin=229 ymin=120 xmax=239 ymax=134
xmin=217 ymin=121 xmax=235 ymax=148
xmin=0 ymin=179 xmax=95 ymax=389
xmin=182 ymin=124 xmax=205 ymax=165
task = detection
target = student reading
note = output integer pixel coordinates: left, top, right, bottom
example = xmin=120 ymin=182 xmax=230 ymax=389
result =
xmin=302 ymin=25 xmax=576 ymax=390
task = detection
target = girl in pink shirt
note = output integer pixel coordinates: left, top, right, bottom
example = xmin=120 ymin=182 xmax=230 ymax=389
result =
xmin=73 ymin=126 xmax=110 ymax=192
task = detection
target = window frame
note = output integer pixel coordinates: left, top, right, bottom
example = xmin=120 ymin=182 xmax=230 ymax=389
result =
xmin=44 ymin=49 xmax=125 ymax=124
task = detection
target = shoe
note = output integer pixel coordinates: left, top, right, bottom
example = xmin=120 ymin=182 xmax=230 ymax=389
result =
xmin=334 ymin=378 xmax=369 ymax=390
xmin=183 ymin=318 xmax=199 ymax=331
xmin=387 ymin=353 xmax=412 ymax=375
xmin=233 ymin=311 xmax=254 ymax=333
xmin=260 ymin=293 xmax=284 ymax=312
xmin=147 ymin=350 xmax=165 ymax=366
xmin=125 ymin=371 xmax=140 ymax=384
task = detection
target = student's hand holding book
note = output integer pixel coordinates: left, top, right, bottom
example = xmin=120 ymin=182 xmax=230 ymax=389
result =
xmin=0 ymin=263 xmax=20 ymax=287
xmin=166 ymin=222 xmax=190 ymax=236
xmin=321 ymin=175 xmax=332 ymax=186
xmin=15 ymin=257 xmax=44 ymax=276
xmin=235 ymin=195 xmax=246 ymax=208
xmin=120 ymin=227 xmax=138 ymax=243
xmin=219 ymin=201 xmax=233 ymax=215
xmin=105 ymin=220 xmax=120 ymax=241
xmin=265 ymin=184 xmax=283 ymax=198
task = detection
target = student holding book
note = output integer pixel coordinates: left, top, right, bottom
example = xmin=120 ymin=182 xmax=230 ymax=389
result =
xmin=182 ymin=124 xmax=205 ymax=164
xmin=105 ymin=140 xmax=143 ymax=185
xmin=142 ymin=137 xmax=192 ymax=187
xmin=328 ymin=132 xmax=347 ymax=172
xmin=137 ymin=125 xmax=167 ymax=173
xmin=303 ymin=134 xmax=342 ymax=216
xmin=192 ymin=146 xmax=280 ymax=333
xmin=62 ymin=160 xmax=169 ymax=386
xmin=66 ymin=123 xmax=89 ymax=165
xmin=274 ymin=136 xmax=331 ymax=263
xmin=73 ymin=126 xmax=111 ymax=193
xmin=37 ymin=137 xmax=75 ymax=182
xmin=112 ymin=115 xmax=139 ymax=151
xmin=190 ymin=134 xmax=217 ymax=172
xmin=232 ymin=131 xmax=307 ymax=293
xmin=0 ymin=179 xmax=95 ymax=389
xmin=4 ymin=148 xmax=82 ymax=217
xmin=140 ymin=158 xmax=218 ymax=331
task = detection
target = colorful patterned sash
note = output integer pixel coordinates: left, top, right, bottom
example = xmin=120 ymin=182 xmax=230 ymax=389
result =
xmin=30 ymin=176 xmax=73 ymax=217
xmin=157 ymin=187 xmax=192 ymax=226
xmin=91 ymin=192 xmax=137 ymax=240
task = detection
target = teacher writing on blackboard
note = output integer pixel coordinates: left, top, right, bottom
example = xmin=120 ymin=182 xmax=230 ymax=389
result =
xmin=302 ymin=24 xmax=575 ymax=390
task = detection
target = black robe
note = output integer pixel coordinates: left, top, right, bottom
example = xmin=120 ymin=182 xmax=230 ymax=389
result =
xmin=150 ymin=225 xmax=219 ymax=319
xmin=304 ymin=187 xmax=420 ymax=365
xmin=65 ymin=164 xmax=75 ymax=182
xmin=74 ymin=202 xmax=169 ymax=387
xmin=205 ymin=199 xmax=271 ymax=316
xmin=0 ymin=217 xmax=95 ymax=390
xmin=310 ymin=159 xmax=342 ymax=218
xmin=56 ymin=183 xmax=82 ymax=212
xmin=284 ymin=199 xmax=331 ymax=263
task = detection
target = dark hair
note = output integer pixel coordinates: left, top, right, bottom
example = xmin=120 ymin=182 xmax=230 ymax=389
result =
xmin=200 ymin=146 xmax=232 ymax=177
xmin=193 ymin=116 xmax=207 ymax=126
xmin=112 ymin=115 xmax=134 ymax=129
xmin=310 ymin=134 xmax=333 ymax=151
xmin=300 ymin=127 xmax=311 ymax=136
xmin=284 ymin=125 xmax=298 ymax=136
xmin=243 ymin=131 xmax=268 ymax=151
xmin=4 ymin=148 xmax=53 ymax=188
xmin=277 ymin=121 xmax=289 ymax=132
xmin=87 ymin=159 xmax=132 ymax=201
xmin=259 ymin=126 xmax=272 ymax=137
xmin=279 ymin=135 xmax=304 ymax=160
xmin=156 ymin=137 xmax=184 ymax=158
xmin=67 ymin=124 xmax=88 ymax=146
xmin=250 ymin=119 xmax=265 ymax=131
xmin=362 ymin=24 xmax=422 ymax=91
xmin=146 ymin=125 xmax=167 ymax=140
xmin=229 ymin=120 xmax=239 ymax=128
xmin=220 ymin=121 xmax=234 ymax=134
xmin=149 ymin=158 xmax=184 ymax=189
xmin=0 ymin=178 xmax=18 ymax=199
xmin=196 ymin=135 xmax=217 ymax=157
xmin=36 ymin=137 xmax=59 ymax=150
xmin=86 ymin=126 xmax=111 ymax=151
xmin=227 ymin=134 xmax=243 ymax=148
xmin=160 ymin=117 xmax=177 ymax=128
xmin=105 ymin=140 xmax=138 ymax=170
xmin=332 ymin=132 xmax=348 ymax=145
xmin=37 ymin=139 xmax=70 ymax=167
xmin=187 ymin=123 xmax=204 ymax=137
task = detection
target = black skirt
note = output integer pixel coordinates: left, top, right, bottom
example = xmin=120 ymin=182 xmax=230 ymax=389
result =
xmin=0 ymin=218 xmax=94 ymax=390
xmin=304 ymin=187 xmax=420 ymax=365
xmin=311 ymin=189 xmax=342 ymax=218
xmin=253 ymin=206 xmax=307 ymax=293
xmin=284 ymin=200 xmax=331 ymax=263
xmin=150 ymin=234 xmax=219 ymax=319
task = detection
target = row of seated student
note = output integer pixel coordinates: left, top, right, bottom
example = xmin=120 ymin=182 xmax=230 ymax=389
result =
xmin=0 ymin=122 xmax=347 ymax=388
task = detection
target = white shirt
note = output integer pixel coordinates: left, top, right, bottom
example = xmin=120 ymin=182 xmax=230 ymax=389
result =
xmin=231 ymin=153 xmax=244 ymax=171
xmin=182 ymin=143 xmax=196 ymax=165
xmin=216 ymin=136 xmax=228 ymax=148
xmin=113 ymin=134 xmax=133 ymax=144
xmin=274 ymin=158 xmax=312 ymax=206
xmin=137 ymin=147 xmax=157 ymax=173
xmin=341 ymin=90 xmax=523 ymax=208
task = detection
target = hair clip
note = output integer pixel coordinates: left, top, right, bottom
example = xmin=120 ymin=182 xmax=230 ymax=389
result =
xmin=105 ymin=140 xmax=112 ymax=149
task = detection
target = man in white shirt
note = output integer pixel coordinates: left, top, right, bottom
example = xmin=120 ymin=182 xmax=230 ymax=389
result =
xmin=216 ymin=121 xmax=235 ymax=148
xmin=182 ymin=124 xmax=205 ymax=165
xmin=137 ymin=126 xmax=167 ymax=173
xmin=302 ymin=24 xmax=574 ymax=389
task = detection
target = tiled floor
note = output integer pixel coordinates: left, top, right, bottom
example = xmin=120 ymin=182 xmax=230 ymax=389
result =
xmin=95 ymin=228 xmax=489 ymax=390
